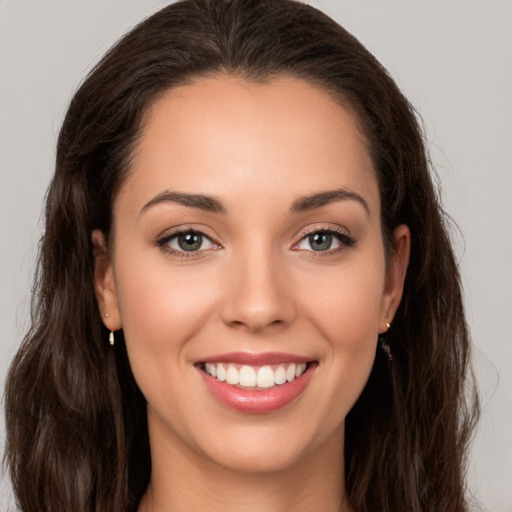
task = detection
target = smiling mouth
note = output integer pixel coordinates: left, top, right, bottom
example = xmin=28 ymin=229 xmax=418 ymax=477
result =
xmin=196 ymin=355 xmax=318 ymax=413
xmin=198 ymin=361 xmax=311 ymax=390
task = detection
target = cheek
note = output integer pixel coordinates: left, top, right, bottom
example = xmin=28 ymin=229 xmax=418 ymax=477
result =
xmin=302 ymin=256 xmax=386 ymax=346
xmin=113 ymin=256 xmax=223 ymax=440
xmin=297 ymin=253 xmax=385 ymax=412
xmin=114 ymin=254 xmax=218 ymax=369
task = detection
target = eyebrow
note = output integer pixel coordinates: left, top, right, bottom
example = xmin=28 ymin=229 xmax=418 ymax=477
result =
xmin=290 ymin=188 xmax=370 ymax=215
xmin=140 ymin=191 xmax=227 ymax=216
xmin=140 ymin=187 xmax=370 ymax=217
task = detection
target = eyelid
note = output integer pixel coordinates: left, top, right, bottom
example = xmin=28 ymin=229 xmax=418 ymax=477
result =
xmin=165 ymin=232 xmax=217 ymax=251
xmin=155 ymin=224 xmax=222 ymax=258
xmin=156 ymin=224 xmax=219 ymax=242
xmin=291 ymin=224 xmax=355 ymax=252
xmin=154 ymin=223 xmax=354 ymax=260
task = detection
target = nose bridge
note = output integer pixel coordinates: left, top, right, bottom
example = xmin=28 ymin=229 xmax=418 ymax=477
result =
xmin=221 ymin=239 xmax=294 ymax=332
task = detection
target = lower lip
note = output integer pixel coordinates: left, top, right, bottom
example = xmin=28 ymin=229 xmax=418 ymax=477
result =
xmin=198 ymin=364 xmax=316 ymax=413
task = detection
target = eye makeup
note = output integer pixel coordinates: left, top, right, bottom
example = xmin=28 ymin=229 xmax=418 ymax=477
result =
xmin=154 ymin=222 xmax=356 ymax=261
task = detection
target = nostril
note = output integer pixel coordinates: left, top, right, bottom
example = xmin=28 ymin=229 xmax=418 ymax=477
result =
xmin=228 ymin=320 xmax=249 ymax=331
xmin=227 ymin=317 xmax=288 ymax=334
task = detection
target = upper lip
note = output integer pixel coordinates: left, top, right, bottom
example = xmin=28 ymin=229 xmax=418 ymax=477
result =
xmin=197 ymin=351 xmax=314 ymax=366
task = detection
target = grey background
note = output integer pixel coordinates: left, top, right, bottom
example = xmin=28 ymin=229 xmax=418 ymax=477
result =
xmin=1 ymin=1 xmax=511 ymax=510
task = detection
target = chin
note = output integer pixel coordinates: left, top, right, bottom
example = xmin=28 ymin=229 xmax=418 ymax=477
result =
xmin=209 ymin=444 xmax=307 ymax=474
xmin=199 ymin=421 xmax=338 ymax=475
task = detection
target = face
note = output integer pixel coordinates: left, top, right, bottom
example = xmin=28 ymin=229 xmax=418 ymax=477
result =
xmin=94 ymin=75 xmax=409 ymax=476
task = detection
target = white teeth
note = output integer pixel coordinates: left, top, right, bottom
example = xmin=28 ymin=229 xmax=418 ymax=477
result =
xmin=286 ymin=364 xmax=296 ymax=382
xmin=274 ymin=365 xmax=287 ymax=385
xmin=203 ymin=361 xmax=309 ymax=389
xmin=256 ymin=366 xmax=274 ymax=388
xmin=296 ymin=363 xmax=307 ymax=378
xmin=216 ymin=364 xmax=226 ymax=381
xmin=205 ymin=362 xmax=217 ymax=378
xmin=226 ymin=365 xmax=239 ymax=385
xmin=239 ymin=365 xmax=256 ymax=387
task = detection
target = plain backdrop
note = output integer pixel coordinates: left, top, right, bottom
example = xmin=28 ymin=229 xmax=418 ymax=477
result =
xmin=1 ymin=1 xmax=511 ymax=510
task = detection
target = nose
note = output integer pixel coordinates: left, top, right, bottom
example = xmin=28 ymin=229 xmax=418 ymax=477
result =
xmin=220 ymin=248 xmax=296 ymax=334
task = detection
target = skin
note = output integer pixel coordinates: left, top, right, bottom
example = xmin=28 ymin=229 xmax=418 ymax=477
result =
xmin=93 ymin=75 xmax=410 ymax=512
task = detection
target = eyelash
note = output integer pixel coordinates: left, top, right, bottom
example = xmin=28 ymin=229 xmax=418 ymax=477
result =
xmin=155 ymin=225 xmax=355 ymax=260
xmin=292 ymin=226 xmax=355 ymax=257
xmin=155 ymin=226 xmax=219 ymax=260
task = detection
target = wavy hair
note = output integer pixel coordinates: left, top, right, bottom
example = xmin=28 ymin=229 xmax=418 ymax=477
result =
xmin=4 ymin=1 xmax=478 ymax=511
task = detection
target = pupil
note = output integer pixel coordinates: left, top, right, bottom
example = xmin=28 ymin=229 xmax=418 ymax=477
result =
xmin=310 ymin=232 xmax=332 ymax=251
xmin=178 ymin=232 xmax=202 ymax=251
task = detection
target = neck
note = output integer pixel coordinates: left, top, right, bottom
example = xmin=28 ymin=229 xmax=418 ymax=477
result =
xmin=138 ymin=423 xmax=350 ymax=512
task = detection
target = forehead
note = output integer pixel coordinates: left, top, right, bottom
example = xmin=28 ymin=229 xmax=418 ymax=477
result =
xmin=120 ymin=75 xmax=379 ymax=216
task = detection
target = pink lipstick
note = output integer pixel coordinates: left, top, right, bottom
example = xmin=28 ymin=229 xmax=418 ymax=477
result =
xmin=196 ymin=352 xmax=316 ymax=413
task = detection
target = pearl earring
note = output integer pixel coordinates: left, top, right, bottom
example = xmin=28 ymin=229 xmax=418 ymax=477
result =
xmin=105 ymin=313 xmax=114 ymax=346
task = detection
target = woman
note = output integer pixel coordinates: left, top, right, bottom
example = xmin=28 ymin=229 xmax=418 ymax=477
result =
xmin=3 ymin=0 xmax=479 ymax=511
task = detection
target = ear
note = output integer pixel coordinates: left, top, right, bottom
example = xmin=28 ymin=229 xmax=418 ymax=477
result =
xmin=379 ymin=224 xmax=410 ymax=333
xmin=91 ymin=229 xmax=122 ymax=331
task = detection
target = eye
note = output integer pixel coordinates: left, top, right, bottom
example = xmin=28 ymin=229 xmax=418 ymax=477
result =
xmin=295 ymin=229 xmax=354 ymax=252
xmin=157 ymin=230 xmax=217 ymax=253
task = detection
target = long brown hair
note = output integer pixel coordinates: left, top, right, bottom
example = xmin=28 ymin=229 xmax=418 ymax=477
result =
xmin=4 ymin=1 xmax=479 ymax=511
